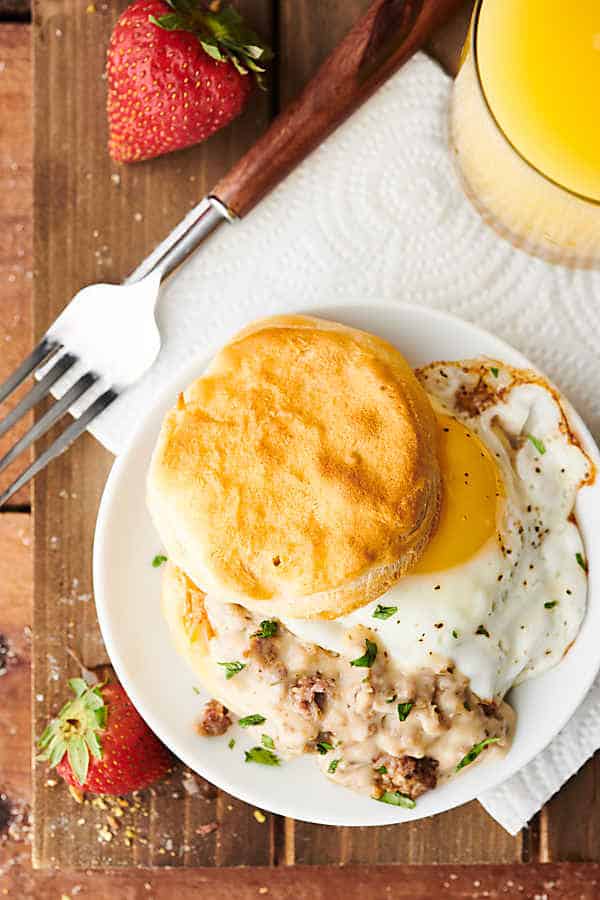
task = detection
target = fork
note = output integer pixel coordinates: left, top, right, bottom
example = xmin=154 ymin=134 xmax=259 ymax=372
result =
xmin=0 ymin=195 xmax=233 ymax=506
xmin=0 ymin=0 xmax=463 ymax=507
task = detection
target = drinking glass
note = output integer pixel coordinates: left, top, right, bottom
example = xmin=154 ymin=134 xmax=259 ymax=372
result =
xmin=450 ymin=0 xmax=600 ymax=268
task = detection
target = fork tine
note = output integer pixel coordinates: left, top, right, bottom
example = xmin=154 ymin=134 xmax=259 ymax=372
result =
xmin=0 ymin=353 xmax=77 ymax=439
xmin=0 ymin=372 xmax=99 ymax=476
xmin=0 ymin=387 xmax=118 ymax=508
xmin=0 ymin=337 xmax=61 ymax=406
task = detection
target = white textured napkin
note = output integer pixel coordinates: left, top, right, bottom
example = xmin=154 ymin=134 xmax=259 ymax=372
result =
xmin=90 ymin=54 xmax=600 ymax=834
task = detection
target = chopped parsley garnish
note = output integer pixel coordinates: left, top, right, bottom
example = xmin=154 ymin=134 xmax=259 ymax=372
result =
xmin=228 ymin=738 xmax=235 ymax=750
xmin=397 ymin=701 xmax=413 ymax=722
xmin=527 ymin=434 xmax=546 ymax=456
xmin=456 ymin=736 xmax=500 ymax=771
xmin=385 ymin=694 xmax=397 ymax=704
xmin=544 ymin=601 xmax=559 ymax=610
xmin=316 ymin=741 xmax=334 ymax=755
xmin=452 ymin=630 xmax=459 ymax=639
xmin=373 ymin=605 xmax=398 ymax=620
xmin=377 ymin=791 xmax=416 ymax=809
xmin=350 ymin=639 xmax=378 ymax=668
xmin=576 ymin=552 xmax=588 ymax=573
xmin=239 ymin=714 xmax=266 ymax=727
xmin=218 ymin=661 xmax=246 ymax=680
xmin=152 ymin=554 xmax=168 ymax=568
xmin=252 ymin=620 xmax=278 ymax=638
xmin=328 ymin=759 xmax=340 ymax=774
xmin=476 ymin=625 xmax=490 ymax=638
xmin=261 ymin=734 xmax=275 ymax=749
xmin=244 ymin=746 xmax=280 ymax=766
xmin=376 ymin=765 xmax=388 ymax=775
xmin=490 ymin=367 xmax=499 ymax=378
xmin=192 ymin=686 xmax=201 ymax=694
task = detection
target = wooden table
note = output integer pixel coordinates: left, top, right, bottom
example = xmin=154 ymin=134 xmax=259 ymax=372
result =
xmin=1 ymin=0 xmax=599 ymax=895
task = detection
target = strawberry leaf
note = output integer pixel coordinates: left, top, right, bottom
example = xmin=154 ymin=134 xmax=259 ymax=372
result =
xmin=86 ymin=688 xmax=105 ymax=711
xmin=243 ymin=44 xmax=265 ymax=60
xmin=57 ymin=699 xmax=73 ymax=718
xmin=244 ymin=58 xmax=266 ymax=73
xmin=37 ymin=724 xmax=54 ymax=750
xmin=85 ymin=729 xmax=103 ymax=760
xmin=38 ymin=679 xmax=108 ymax=782
xmin=68 ymin=677 xmax=88 ymax=698
xmin=48 ymin=737 xmax=67 ymax=768
xmin=147 ymin=1 xmax=272 ymax=87
xmin=229 ymin=55 xmax=248 ymax=75
xmin=200 ymin=39 xmax=224 ymax=60
xmin=68 ymin=737 xmax=90 ymax=786
xmin=149 ymin=13 xmax=187 ymax=30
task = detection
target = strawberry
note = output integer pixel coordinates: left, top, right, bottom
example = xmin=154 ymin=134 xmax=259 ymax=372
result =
xmin=37 ymin=678 xmax=173 ymax=795
xmin=107 ymin=0 xmax=272 ymax=163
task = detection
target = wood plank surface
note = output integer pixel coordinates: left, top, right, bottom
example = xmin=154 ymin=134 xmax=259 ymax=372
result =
xmin=291 ymin=804 xmax=523 ymax=866
xmin=540 ymin=755 xmax=600 ymax=863
xmin=0 ymin=23 xmax=32 ymax=506
xmin=0 ymin=514 xmax=32 ymax=798
xmin=425 ymin=0 xmax=474 ymax=75
xmin=0 ymin=28 xmax=33 ymax=891
xmin=0 ymin=514 xmax=33 ymax=894
xmin=3 ymin=863 xmax=600 ymax=900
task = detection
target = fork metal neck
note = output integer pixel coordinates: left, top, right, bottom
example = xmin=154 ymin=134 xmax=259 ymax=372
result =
xmin=125 ymin=195 xmax=235 ymax=285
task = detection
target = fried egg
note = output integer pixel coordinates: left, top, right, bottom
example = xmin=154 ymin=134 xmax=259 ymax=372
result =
xmin=280 ymin=360 xmax=593 ymax=700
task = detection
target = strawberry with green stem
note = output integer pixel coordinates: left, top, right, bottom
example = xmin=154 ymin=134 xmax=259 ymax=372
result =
xmin=37 ymin=678 xmax=173 ymax=795
xmin=107 ymin=0 xmax=273 ymax=163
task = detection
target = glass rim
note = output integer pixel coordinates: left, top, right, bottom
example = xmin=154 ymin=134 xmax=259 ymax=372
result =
xmin=470 ymin=0 xmax=600 ymax=208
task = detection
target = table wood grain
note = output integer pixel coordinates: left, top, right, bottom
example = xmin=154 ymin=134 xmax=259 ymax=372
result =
xmin=0 ymin=21 xmax=32 ymax=506
xmin=0 ymin=0 xmax=589 ymax=877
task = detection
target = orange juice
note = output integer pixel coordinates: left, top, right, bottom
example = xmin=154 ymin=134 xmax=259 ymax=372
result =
xmin=450 ymin=0 xmax=600 ymax=267
xmin=477 ymin=0 xmax=600 ymax=202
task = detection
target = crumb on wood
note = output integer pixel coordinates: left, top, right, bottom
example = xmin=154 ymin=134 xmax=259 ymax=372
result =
xmin=182 ymin=771 xmax=200 ymax=795
xmin=195 ymin=822 xmax=218 ymax=837
xmin=59 ymin=788 xmax=150 ymax=849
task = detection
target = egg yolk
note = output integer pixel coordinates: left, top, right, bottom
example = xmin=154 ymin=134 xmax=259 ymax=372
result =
xmin=412 ymin=414 xmax=503 ymax=574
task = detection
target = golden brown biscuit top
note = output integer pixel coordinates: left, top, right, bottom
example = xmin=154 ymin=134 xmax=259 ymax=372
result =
xmin=147 ymin=316 xmax=440 ymax=616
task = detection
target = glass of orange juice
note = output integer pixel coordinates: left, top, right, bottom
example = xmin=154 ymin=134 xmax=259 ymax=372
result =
xmin=450 ymin=0 xmax=600 ymax=268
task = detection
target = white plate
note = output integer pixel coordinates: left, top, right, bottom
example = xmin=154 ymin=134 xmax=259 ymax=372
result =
xmin=93 ymin=303 xmax=600 ymax=826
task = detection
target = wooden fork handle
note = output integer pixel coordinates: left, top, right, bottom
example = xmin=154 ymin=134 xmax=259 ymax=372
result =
xmin=212 ymin=0 xmax=465 ymax=219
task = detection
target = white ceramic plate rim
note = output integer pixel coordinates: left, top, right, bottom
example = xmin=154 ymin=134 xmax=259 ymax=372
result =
xmin=93 ymin=302 xmax=600 ymax=827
